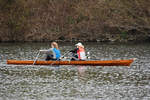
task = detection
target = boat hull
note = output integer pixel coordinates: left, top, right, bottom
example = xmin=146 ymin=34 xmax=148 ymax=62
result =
xmin=7 ymin=59 xmax=134 ymax=66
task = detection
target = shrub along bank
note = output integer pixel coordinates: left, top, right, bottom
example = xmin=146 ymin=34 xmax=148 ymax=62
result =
xmin=0 ymin=0 xmax=150 ymax=42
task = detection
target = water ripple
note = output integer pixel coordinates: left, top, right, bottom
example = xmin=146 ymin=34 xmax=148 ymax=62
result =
xmin=0 ymin=42 xmax=150 ymax=100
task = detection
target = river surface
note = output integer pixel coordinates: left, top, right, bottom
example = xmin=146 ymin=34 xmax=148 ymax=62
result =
xmin=0 ymin=42 xmax=150 ymax=100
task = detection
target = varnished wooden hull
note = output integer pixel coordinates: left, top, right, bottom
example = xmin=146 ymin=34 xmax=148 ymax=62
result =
xmin=7 ymin=59 xmax=134 ymax=66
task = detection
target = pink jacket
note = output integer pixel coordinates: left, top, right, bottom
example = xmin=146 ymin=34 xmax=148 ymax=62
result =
xmin=77 ymin=47 xmax=86 ymax=60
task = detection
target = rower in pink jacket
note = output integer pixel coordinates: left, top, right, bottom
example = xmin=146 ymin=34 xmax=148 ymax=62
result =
xmin=70 ymin=42 xmax=87 ymax=60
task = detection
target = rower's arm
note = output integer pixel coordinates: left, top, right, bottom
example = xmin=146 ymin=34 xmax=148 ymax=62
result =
xmin=39 ymin=48 xmax=53 ymax=53
xmin=39 ymin=50 xmax=48 ymax=53
xmin=70 ymin=48 xmax=78 ymax=53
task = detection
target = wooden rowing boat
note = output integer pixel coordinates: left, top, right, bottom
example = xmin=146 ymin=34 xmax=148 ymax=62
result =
xmin=7 ymin=59 xmax=134 ymax=66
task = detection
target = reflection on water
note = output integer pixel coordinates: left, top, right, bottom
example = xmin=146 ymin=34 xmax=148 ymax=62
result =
xmin=0 ymin=42 xmax=150 ymax=100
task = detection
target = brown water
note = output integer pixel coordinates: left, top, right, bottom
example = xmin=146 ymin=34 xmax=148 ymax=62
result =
xmin=0 ymin=42 xmax=150 ymax=100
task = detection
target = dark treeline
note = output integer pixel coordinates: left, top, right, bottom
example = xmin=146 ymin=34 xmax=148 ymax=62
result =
xmin=0 ymin=0 xmax=150 ymax=42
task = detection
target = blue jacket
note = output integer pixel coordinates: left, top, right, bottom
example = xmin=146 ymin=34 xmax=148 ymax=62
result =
xmin=52 ymin=48 xmax=61 ymax=59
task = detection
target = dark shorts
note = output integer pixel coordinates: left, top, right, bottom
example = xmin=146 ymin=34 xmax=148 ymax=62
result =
xmin=45 ymin=55 xmax=60 ymax=61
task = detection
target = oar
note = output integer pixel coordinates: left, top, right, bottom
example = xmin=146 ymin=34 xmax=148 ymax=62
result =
xmin=33 ymin=51 xmax=40 ymax=65
xmin=87 ymin=52 xmax=91 ymax=59
xmin=60 ymin=51 xmax=71 ymax=59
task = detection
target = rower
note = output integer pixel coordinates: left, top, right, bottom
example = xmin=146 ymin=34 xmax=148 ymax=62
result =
xmin=70 ymin=42 xmax=87 ymax=61
xmin=40 ymin=42 xmax=61 ymax=61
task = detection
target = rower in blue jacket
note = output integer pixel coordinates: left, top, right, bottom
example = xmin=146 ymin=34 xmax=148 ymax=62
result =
xmin=40 ymin=42 xmax=61 ymax=61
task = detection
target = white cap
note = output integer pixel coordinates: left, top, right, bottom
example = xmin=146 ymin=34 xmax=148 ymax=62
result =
xmin=75 ymin=42 xmax=84 ymax=48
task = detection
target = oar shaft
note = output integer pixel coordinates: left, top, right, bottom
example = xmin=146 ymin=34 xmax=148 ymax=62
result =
xmin=33 ymin=52 xmax=40 ymax=65
xmin=61 ymin=51 xmax=70 ymax=58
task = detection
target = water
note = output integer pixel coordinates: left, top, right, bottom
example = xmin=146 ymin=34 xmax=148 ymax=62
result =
xmin=0 ymin=42 xmax=150 ymax=100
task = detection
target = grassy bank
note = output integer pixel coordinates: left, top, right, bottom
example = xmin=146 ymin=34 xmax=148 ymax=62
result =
xmin=0 ymin=0 xmax=150 ymax=42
